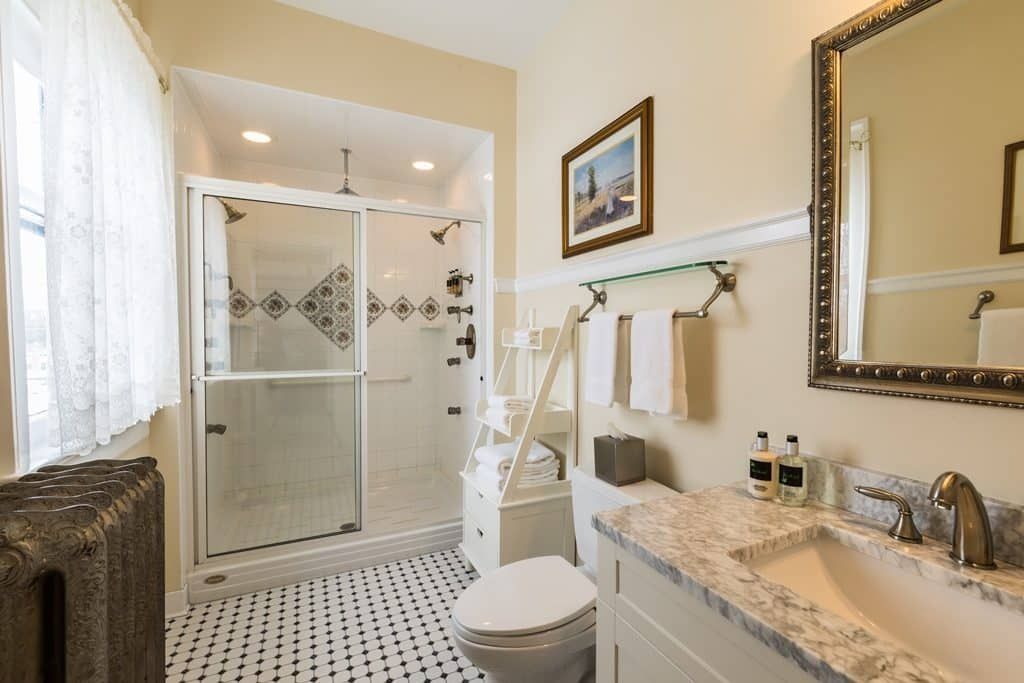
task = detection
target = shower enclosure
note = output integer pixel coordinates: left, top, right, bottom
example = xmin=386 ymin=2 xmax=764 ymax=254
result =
xmin=186 ymin=177 xmax=485 ymax=596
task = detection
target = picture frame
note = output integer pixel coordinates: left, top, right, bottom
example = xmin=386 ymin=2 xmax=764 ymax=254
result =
xmin=1000 ymin=139 xmax=1024 ymax=254
xmin=562 ymin=97 xmax=653 ymax=259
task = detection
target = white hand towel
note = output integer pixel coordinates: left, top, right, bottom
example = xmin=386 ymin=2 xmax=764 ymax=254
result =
xmin=475 ymin=461 xmax=559 ymax=491
xmin=484 ymin=408 xmax=513 ymax=429
xmin=585 ymin=312 xmax=620 ymax=407
xmin=978 ymin=308 xmax=1024 ymax=367
xmin=629 ymin=310 xmax=688 ymax=419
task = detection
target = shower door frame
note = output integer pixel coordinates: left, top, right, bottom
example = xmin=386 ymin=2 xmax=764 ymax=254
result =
xmin=184 ymin=175 xmax=489 ymax=573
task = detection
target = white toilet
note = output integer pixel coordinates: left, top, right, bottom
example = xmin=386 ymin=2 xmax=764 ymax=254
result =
xmin=451 ymin=468 xmax=675 ymax=683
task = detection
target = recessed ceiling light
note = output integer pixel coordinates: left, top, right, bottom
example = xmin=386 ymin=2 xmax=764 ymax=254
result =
xmin=620 ymin=194 xmax=637 ymax=202
xmin=393 ymin=198 xmax=408 ymax=204
xmin=242 ymin=130 xmax=272 ymax=144
xmin=412 ymin=160 xmax=435 ymax=171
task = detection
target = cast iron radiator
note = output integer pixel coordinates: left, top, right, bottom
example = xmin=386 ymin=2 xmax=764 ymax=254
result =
xmin=0 ymin=457 xmax=164 ymax=682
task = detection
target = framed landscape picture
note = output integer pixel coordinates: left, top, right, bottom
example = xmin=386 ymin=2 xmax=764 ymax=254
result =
xmin=562 ymin=97 xmax=653 ymax=259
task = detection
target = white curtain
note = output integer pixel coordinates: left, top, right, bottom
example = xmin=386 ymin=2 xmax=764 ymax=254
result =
xmin=42 ymin=0 xmax=180 ymax=456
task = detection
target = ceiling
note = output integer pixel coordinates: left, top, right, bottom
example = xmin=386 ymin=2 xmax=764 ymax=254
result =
xmin=176 ymin=68 xmax=490 ymax=188
xmin=274 ymin=0 xmax=572 ymax=68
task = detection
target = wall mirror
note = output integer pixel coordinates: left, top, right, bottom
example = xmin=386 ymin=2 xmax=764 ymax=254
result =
xmin=810 ymin=0 xmax=1024 ymax=408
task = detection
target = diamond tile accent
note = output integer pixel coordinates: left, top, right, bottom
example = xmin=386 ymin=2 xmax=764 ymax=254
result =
xmin=228 ymin=290 xmax=255 ymax=318
xmin=297 ymin=264 xmax=356 ymax=351
xmin=258 ymin=290 xmax=291 ymax=319
xmin=418 ymin=296 xmax=440 ymax=320
xmin=367 ymin=289 xmax=386 ymax=327
xmin=391 ymin=295 xmax=414 ymax=321
xmin=164 ymin=549 xmax=484 ymax=682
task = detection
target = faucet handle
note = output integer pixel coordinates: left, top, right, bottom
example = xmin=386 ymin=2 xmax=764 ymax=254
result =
xmin=855 ymin=486 xmax=923 ymax=544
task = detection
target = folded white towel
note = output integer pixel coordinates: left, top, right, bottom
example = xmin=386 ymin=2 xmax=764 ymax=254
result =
xmin=630 ymin=310 xmax=687 ymax=419
xmin=475 ymin=460 xmax=559 ymax=491
xmin=585 ymin=311 xmax=628 ymax=407
xmin=487 ymin=394 xmax=532 ymax=412
xmin=978 ymin=308 xmax=1024 ymax=366
xmin=474 ymin=439 xmax=556 ymax=475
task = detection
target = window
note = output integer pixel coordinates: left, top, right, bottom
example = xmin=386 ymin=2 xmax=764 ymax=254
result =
xmin=5 ymin=0 xmax=58 ymax=469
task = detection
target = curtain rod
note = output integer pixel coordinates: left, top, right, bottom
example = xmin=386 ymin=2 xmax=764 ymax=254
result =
xmin=112 ymin=0 xmax=169 ymax=94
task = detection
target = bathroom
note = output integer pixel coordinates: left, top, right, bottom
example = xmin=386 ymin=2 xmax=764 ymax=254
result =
xmin=0 ymin=0 xmax=1022 ymax=682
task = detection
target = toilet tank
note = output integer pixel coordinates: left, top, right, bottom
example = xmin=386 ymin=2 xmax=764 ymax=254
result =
xmin=571 ymin=468 xmax=676 ymax=572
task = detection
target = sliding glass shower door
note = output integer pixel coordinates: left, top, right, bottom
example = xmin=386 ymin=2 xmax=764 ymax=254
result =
xmin=193 ymin=192 xmax=364 ymax=558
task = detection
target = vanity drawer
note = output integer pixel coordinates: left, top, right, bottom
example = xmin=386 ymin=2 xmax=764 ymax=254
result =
xmin=463 ymin=483 xmax=498 ymax=529
xmin=462 ymin=510 xmax=498 ymax=574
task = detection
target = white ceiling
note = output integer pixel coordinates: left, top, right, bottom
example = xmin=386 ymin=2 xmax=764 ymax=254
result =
xmin=176 ymin=68 xmax=490 ymax=188
xmin=274 ymin=0 xmax=572 ymax=68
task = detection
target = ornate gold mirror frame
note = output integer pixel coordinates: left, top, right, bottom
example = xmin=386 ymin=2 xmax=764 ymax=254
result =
xmin=809 ymin=0 xmax=1024 ymax=409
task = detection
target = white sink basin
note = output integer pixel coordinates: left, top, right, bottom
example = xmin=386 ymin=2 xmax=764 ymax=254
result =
xmin=743 ymin=533 xmax=1024 ymax=682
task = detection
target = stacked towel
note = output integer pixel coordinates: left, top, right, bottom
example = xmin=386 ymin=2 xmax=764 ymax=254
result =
xmin=474 ymin=439 xmax=559 ymax=491
xmin=629 ymin=310 xmax=688 ymax=419
xmin=487 ymin=395 xmax=533 ymax=412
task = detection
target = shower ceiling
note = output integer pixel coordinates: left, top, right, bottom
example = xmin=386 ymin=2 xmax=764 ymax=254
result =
xmin=175 ymin=68 xmax=490 ymax=188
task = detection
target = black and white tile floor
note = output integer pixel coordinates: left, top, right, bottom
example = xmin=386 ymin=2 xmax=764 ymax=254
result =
xmin=165 ymin=549 xmax=484 ymax=682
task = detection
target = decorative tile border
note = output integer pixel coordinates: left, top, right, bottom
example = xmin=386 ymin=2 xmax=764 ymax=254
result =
xmin=225 ymin=264 xmax=444 ymax=351
xmin=807 ymin=455 xmax=1024 ymax=567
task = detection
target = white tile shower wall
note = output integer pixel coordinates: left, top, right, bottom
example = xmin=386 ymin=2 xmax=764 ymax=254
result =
xmin=367 ymin=213 xmax=451 ymax=480
xmin=436 ymin=223 xmax=484 ymax=482
xmin=438 ymin=139 xmax=492 ymax=482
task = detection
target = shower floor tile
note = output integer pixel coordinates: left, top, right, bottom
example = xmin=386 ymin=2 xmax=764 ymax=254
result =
xmin=210 ymin=468 xmax=461 ymax=554
xmin=166 ymin=548 xmax=484 ymax=682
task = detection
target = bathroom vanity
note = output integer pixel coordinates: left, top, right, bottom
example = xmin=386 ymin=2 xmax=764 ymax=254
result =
xmin=593 ymin=483 xmax=1024 ymax=682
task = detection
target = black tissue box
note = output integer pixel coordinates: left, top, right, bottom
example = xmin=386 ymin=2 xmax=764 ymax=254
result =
xmin=594 ymin=434 xmax=646 ymax=486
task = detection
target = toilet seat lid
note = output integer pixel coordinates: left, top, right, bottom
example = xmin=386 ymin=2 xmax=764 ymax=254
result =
xmin=453 ymin=556 xmax=596 ymax=637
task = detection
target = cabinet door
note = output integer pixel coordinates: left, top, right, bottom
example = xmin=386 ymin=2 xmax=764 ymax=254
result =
xmin=601 ymin=609 xmax=693 ymax=683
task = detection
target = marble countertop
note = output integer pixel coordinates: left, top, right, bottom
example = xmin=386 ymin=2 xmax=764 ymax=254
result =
xmin=593 ymin=484 xmax=1024 ymax=683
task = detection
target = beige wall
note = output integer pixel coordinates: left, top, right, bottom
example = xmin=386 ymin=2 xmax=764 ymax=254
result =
xmin=132 ymin=0 xmax=517 ymax=592
xmin=516 ymin=0 xmax=1024 ymax=504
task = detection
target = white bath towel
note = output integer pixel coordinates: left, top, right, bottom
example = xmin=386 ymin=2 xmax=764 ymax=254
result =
xmin=585 ymin=312 xmax=629 ymax=407
xmin=629 ymin=310 xmax=688 ymax=419
xmin=487 ymin=394 xmax=532 ymax=412
xmin=484 ymin=408 xmax=514 ymax=429
xmin=474 ymin=439 xmax=555 ymax=475
xmin=978 ymin=308 xmax=1024 ymax=367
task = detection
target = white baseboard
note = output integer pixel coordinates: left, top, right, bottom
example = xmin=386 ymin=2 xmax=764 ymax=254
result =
xmin=165 ymin=587 xmax=189 ymax=619
xmin=187 ymin=521 xmax=462 ymax=603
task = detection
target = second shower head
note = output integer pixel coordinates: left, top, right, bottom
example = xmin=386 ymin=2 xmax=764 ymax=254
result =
xmin=430 ymin=220 xmax=461 ymax=245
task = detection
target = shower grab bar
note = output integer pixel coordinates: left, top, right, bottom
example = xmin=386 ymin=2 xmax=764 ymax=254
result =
xmin=193 ymin=370 xmax=366 ymax=382
xmin=268 ymin=374 xmax=411 ymax=387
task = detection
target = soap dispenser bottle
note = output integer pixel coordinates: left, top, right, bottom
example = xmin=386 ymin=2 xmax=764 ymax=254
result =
xmin=747 ymin=431 xmax=778 ymax=500
xmin=778 ymin=434 xmax=808 ymax=507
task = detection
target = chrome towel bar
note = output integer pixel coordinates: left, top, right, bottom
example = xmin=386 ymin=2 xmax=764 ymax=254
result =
xmin=578 ymin=261 xmax=736 ymax=323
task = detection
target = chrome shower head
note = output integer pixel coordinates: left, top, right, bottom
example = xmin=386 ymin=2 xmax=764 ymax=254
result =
xmin=430 ymin=220 xmax=460 ymax=245
xmin=218 ymin=198 xmax=247 ymax=224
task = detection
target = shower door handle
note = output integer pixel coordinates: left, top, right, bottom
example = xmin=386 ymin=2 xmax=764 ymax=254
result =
xmin=206 ymin=423 xmax=228 ymax=435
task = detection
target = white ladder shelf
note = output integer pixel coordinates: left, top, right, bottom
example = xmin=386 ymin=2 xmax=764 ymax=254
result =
xmin=458 ymin=305 xmax=579 ymax=574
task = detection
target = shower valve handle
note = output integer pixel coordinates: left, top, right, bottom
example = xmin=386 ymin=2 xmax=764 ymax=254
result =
xmin=447 ymin=406 xmax=462 ymax=415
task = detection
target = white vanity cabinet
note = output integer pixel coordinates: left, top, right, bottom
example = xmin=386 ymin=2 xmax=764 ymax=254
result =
xmin=596 ymin=535 xmax=815 ymax=683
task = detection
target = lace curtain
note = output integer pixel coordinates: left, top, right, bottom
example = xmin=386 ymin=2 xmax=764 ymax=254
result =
xmin=42 ymin=0 xmax=180 ymax=456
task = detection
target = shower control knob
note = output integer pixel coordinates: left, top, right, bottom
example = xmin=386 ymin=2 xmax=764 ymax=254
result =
xmin=447 ymin=406 xmax=462 ymax=415
xmin=206 ymin=423 xmax=227 ymax=435
xmin=456 ymin=337 xmax=470 ymax=346
xmin=446 ymin=357 xmax=461 ymax=366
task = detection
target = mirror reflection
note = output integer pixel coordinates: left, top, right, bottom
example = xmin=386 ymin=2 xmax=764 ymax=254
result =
xmin=837 ymin=0 xmax=1024 ymax=368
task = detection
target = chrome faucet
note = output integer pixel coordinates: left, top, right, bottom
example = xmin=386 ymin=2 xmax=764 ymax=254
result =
xmin=927 ymin=471 xmax=997 ymax=570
